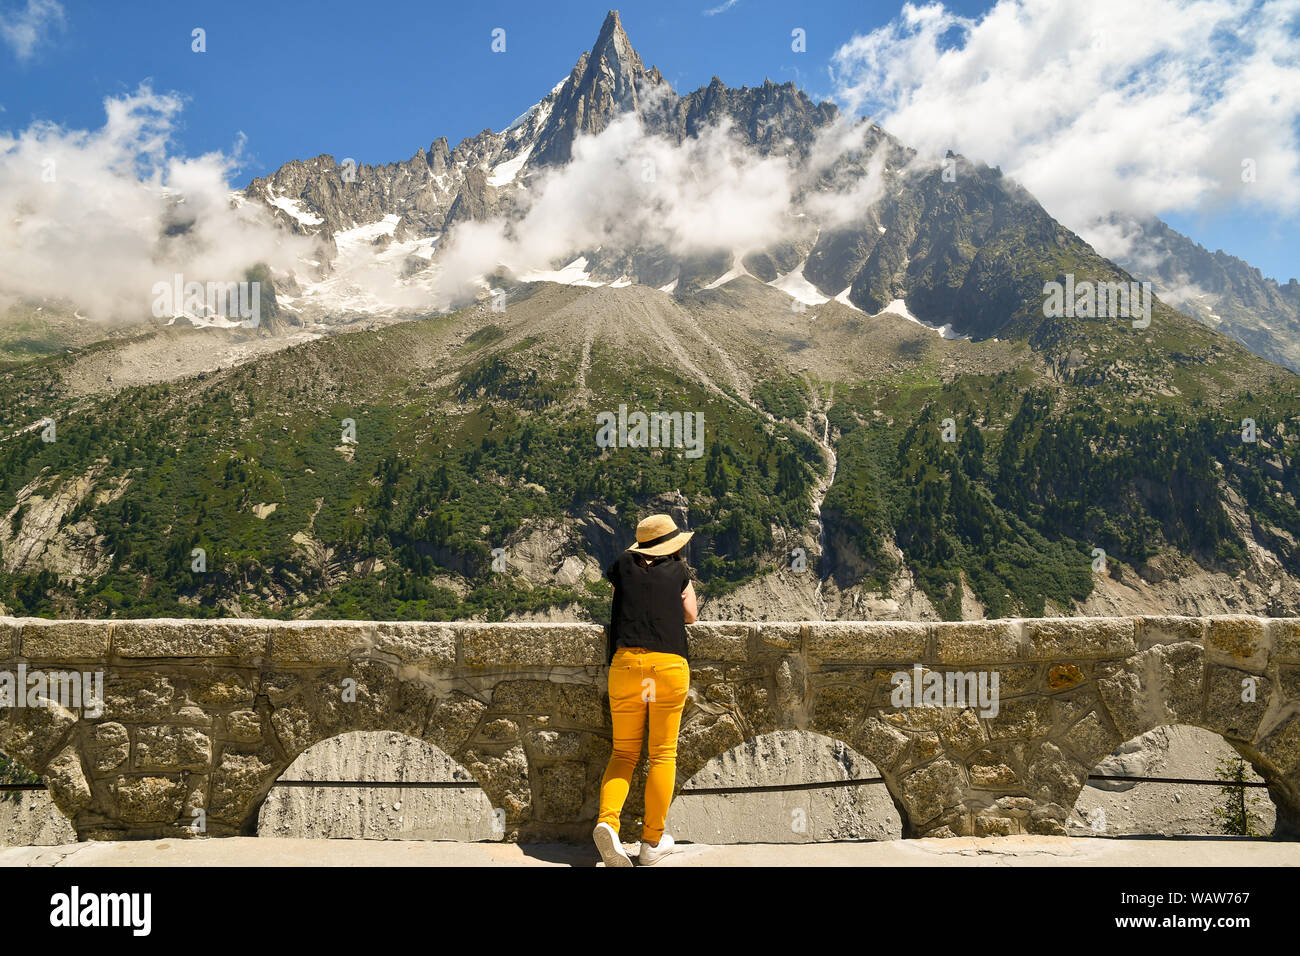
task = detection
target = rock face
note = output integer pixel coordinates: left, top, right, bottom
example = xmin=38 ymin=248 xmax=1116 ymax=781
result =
xmin=1069 ymin=725 xmax=1276 ymax=837
xmin=0 ymin=791 xmax=76 ymax=847
xmin=669 ymin=729 xmax=902 ymax=843
xmin=2 ymin=615 xmax=1299 ymax=842
xmin=529 ymin=11 xmax=669 ymax=169
xmin=1106 ymin=214 xmax=1300 ymax=373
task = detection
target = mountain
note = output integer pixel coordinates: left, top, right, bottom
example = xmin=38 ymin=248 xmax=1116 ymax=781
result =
xmin=1104 ymin=213 xmax=1300 ymax=373
xmin=5 ymin=10 xmax=1300 ymax=626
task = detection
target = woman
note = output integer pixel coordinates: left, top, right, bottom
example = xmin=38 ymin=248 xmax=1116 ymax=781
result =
xmin=592 ymin=513 xmax=698 ymax=867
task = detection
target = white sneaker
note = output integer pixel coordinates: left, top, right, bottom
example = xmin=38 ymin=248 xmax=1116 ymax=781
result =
xmin=593 ymin=822 xmax=633 ymax=868
xmin=639 ymin=833 xmax=676 ymax=866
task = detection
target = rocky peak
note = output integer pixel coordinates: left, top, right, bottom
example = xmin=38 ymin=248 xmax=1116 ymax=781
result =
xmin=587 ymin=9 xmax=642 ymax=92
xmin=530 ymin=9 xmax=672 ymax=167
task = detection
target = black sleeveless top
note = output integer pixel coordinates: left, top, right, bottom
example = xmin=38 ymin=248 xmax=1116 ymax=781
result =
xmin=605 ymin=550 xmax=691 ymax=665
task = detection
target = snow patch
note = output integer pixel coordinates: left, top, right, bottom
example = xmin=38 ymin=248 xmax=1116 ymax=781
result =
xmin=518 ymin=256 xmax=604 ymax=287
xmin=293 ymin=215 xmax=444 ymax=315
xmin=834 ymin=288 xmax=863 ymax=312
xmin=875 ymin=297 xmax=970 ymax=341
xmin=333 ymin=214 xmax=402 ymax=253
xmin=703 ymin=251 xmax=754 ymax=290
xmin=268 ymin=194 xmax=324 ymax=227
xmin=769 ymin=260 xmax=829 ymax=306
xmin=487 ymin=144 xmax=534 ymax=187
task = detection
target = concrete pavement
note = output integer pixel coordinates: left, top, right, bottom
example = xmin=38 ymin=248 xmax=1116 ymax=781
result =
xmin=2 ymin=835 xmax=1297 ymax=866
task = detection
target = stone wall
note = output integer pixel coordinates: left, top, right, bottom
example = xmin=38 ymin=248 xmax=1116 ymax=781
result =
xmin=1 ymin=615 xmax=1298 ymax=841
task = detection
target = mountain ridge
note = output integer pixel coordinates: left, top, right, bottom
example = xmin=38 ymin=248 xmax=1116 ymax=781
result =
xmin=4 ymin=11 xmax=1300 ymax=627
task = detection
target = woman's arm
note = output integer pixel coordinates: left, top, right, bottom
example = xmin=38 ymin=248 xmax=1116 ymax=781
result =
xmin=681 ymin=581 xmax=698 ymax=624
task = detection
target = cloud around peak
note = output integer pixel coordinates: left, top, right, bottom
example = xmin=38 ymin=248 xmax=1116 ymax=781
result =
xmin=828 ymin=0 xmax=1300 ymax=256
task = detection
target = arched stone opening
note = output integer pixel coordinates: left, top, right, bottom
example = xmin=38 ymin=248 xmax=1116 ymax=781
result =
xmin=257 ymin=731 xmax=500 ymax=840
xmin=1068 ymin=725 xmax=1277 ymax=837
xmin=668 ymin=730 xmax=903 ymax=843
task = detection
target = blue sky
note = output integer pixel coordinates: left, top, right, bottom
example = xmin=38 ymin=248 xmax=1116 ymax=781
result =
xmin=1 ymin=0 xmax=1297 ymax=284
xmin=1 ymin=1 xmax=947 ymax=178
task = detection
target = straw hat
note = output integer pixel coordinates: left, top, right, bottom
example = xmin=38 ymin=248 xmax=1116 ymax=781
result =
xmin=627 ymin=513 xmax=693 ymax=557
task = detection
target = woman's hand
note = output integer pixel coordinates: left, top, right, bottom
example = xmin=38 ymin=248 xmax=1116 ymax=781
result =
xmin=682 ymin=581 xmax=698 ymax=624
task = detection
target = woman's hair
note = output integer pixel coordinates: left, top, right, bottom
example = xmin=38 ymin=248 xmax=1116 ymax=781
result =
xmin=635 ymin=547 xmax=688 ymax=567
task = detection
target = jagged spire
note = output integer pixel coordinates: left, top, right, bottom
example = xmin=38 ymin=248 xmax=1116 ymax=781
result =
xmin=529 ymin=9 xmax=667 ymax=167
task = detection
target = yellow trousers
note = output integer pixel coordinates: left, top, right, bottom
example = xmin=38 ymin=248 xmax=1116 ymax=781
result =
xmin=597 ymin=647 xmax=690 ymax=844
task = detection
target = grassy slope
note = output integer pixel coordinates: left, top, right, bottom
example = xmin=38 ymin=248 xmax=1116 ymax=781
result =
xmin=2 ymin=260 xmax=1300 ymax=621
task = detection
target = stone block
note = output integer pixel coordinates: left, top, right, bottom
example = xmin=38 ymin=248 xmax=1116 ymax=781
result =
xmin=939 ymin=708 xmax=987 ymax=756
xmin=933 ymin=619 xmax=1024 ymax=663
xmin=133 ymin=726 xmax=212 ymax=771
xmin=114 ymin=619 xmax=269 ymax=659
xmin=0 ymin=697 xmax=79 ymax=770
xmin=686 ymin=622 xmax=751 ymax=662
xmin=676 ymin=714 xmax=745 ymax=778
xmin=1023 ymin=618 xmax=1135 ymax=659
xmin=525 ymin=729 xmax=585 ymax=760
xmin=462 ymin=623 xmax=603 ymax=666
xmin=752 ymin=622 xmax=803 ymax=655
xmin=0 ymin=617 xmax=17 ymax=659
xmin=462 ymin=744 xmax=531 ymax=822
xmin=87 ymin=722 xmax=130 ymax=773
xmin=224 ymin=710 xmax=264 ymax=744
xmin=1096 ymin=642 xmax=1203 ymax=741
xmin=425 ymin=693 xmax=489 ymax=757
xmin=810 ymin=681 xmax=872 ymax=743
xmin=371 ymin=622 xmax=457 ymax=666
xmin=1204 ymin=616 xmax=1269 ymax=672
xmin=1046 ymin=663 xmax=1085 ymax=690
xmin=267 ymin=621 xmax=376 ymax=664
xmin=985 ymin=697 xmax=1050 ymax=740
xmin=1266 ymin=619 xmax=1300 ymax=662
xmin=103 ymin=674 xmax=179 ymax=722
xmin=209 ymin=749 xmax=278 ymax=825
xmin=851 ymin=716 xmax=910 ymax=771
xmin=489 ymin=681 xmax=603 ymax=726
xmin=807 ymin=621 xmax=928 ymax=663
xmin=1135 ymin=615 xmax=1205 ymax=648
xmin=536 ymin=762 xmax=586 ymax=822
xmin=899 ymin=758 xmax=965 ymax=826
xmin=1201 ymin=666 xmax=1271 ymax=742
xmin=187 ymin=672 xmax=256 ymax=710
xmin=1027 ymin=742 xmax=1088 ymax=807
xmin=19 ymin=620 xmax=109 ymax=660
xmin=111 ymin=775 xmax=187 ymax=825
xmin=269 ymin=706 xmax=315 ymax=757
xmin=44 ymin=744 xmax=92 ymax=817
xmin=735 ymin=681 xmax=775 ymax=738
xmin=1059 ymin=710 xmax=1121 ymax=767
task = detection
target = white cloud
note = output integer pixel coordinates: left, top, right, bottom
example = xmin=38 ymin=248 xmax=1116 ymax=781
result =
xmin=432 ymin=106 xmax=798 ymax=305
xmin=1 ymin=0 xmax=65 ymax=62
xmin=828 ymin=0 xmax=1300 ymax=256
xmin=704 ymin=0 xmax=740 ymax=15
xmin=0 ymin=83 xmax=319 ymax=321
